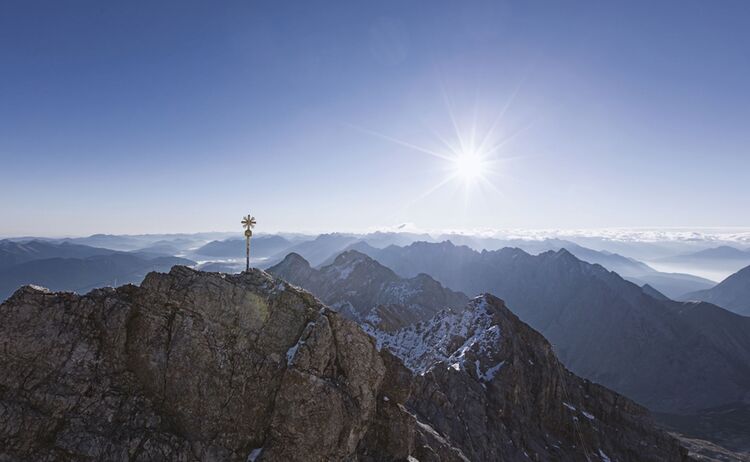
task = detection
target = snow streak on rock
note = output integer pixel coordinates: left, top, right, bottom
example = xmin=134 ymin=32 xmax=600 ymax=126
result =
xmin=365 ymin=296 xmax=502 ymax=378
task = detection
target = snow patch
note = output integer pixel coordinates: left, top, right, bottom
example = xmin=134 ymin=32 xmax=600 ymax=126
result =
xmin=598 ymin=448 xmax=611 ymax=462
xmin=383 ymin=281 xmax=420 ymax=302
xmin=325 ymin=254 xmax=366 ymax=281
xmin=365 ymin=297 xmax=502 ymax=375
xmin=285 ymin=342 xmax=300 ymax=366
xmin=478 ymin=360 xmax=505 ymax=382
xmin=286 ymin=321 xmax=316 ymax=366
xmin=563 ymin=402 xmax=577 ymax=412
xmin=247 ymin=447 xmax=263 ymax=462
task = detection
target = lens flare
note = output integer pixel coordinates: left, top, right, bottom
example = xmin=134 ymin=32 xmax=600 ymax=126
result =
xmin=349 ymin=85 xmax=532 ymax=210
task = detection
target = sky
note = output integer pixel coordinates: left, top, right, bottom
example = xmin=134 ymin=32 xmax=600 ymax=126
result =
xmin=1 ymin=0 xmax=749 ymax=236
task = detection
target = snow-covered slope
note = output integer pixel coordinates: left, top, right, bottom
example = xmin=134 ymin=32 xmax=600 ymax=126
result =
xmin=365 ymin=296 xmax=503 ymax=379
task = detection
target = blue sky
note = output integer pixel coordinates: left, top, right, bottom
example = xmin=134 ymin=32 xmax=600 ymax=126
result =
xmin=1 ymin=0 xmax=749 ymax=236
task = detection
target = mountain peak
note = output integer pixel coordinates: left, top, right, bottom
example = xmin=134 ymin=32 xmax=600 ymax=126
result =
xmin=536 ymin=247 xmax=581 ymax=265
xmin=323 ymin=249 xmax=389 ymax=283
xmin=279 ymin=251 xmax=310 ymax=267
xmin=555 ymin=247 xmax=577 ymax=259
xmin=330 ymin=249 xmax=370 ymax=266
xmin=6 ymin=283 xmax=52 ymax=302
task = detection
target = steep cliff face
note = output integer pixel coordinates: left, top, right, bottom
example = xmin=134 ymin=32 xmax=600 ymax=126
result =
xmin=369 ymin=296 xmax=690 ymax=461
xmin=0 ymin=267 xmax=387 ymax=461
xmin=0 ymin=266 xmax=690 ymax=461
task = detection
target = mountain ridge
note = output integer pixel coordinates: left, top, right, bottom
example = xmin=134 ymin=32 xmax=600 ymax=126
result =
xmin=0 ymin=252 xmax=194 ymax=301
xmin=268 ymin=250 xmax=469 ymax=331
xmin=342 ymin=240 xmax=750 ymax=415
xmin=682 ymin=264 xmax=750 ymax=317
xmin=0 ymin=266 xmax=690 ymax=461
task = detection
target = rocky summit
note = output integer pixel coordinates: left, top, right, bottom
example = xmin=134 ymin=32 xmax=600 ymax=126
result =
xmin=0 ymin=266 xmax=689 ymax=461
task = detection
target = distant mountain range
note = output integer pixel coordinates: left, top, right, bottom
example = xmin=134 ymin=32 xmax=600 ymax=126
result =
xmin=514 ymin=239 xmax=715 ymax=297
xmin=666 ymin=246 xmax=750 ymax=261
xmin=4 ymin=233 xmax=733 ymax=297
xmin=268 ymin=250 xmax=468 ymax=331
xmin=335 ymin=241 xmax=750 ymax=416
xmin=261 ymin=232 xmax=439 ymax=268
xmin=655 ymin=246 xmax=750 ymax=282
xmin=0 ymin=232 xmax=725 ymax=306
xmin=0 ymin=240 xmax=193 ymax=300
xmin=327 ymin=239 xmax=715 ymax=298
xmin=192 ymin=235 xmax=295 ymax=259
xmin=0 ymin=239 xmax=117 ymax=269
xmin=59 ymin=232 xmax=234 ymax=252
xmin=682 ymin=264 xmax=750 ymax=317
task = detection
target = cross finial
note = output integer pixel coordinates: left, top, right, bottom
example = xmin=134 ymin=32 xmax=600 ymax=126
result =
xmin=241 ymin=213 xmax=256 ymax=272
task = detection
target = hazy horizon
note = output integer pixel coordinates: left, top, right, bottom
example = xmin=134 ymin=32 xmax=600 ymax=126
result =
xmin=3 ymin=225 xmax=750 ymax=242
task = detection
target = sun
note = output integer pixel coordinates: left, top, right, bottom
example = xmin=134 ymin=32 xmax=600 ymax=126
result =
xmin=452 ymin=150 xmax=487 ymax=182
xmin=349 ymin=88 xmax=526 ymax=198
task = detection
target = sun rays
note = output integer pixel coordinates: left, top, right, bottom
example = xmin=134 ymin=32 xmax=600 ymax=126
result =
xmin=351 ymin=102 xmax=527 ymax=203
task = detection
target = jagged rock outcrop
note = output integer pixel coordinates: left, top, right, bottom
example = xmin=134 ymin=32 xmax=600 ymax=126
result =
xmin=0 ymin=266 xmax=690 ymax=461
xmin=0 ymin=267 xmax=386 ymax=461
xmin=268 ymin=250 xmax=469 ymax=331
xmin=368 ymin=296 xmax=690 ymax=461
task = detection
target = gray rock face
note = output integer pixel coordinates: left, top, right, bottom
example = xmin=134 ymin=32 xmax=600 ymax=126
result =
xmin=0 ymin=267 xmax=385 ymax=461
xmin=268 ymin=250 xmax=469 ymax=331
xmin=0 ymin=266 xmax=690 ymax=461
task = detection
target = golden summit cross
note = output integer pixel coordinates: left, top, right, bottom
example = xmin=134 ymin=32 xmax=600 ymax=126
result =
xmin=241 ymin=213 xmax=256 ymax=272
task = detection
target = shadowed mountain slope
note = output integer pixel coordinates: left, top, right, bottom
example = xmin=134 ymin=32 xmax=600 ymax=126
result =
xmin=683 ymin=264 xmax=750 ymax=317
xmin=346 ymin=241 xmax=750 ymax=415
xmin=0 ymin=253 xmax=194 ymax=301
